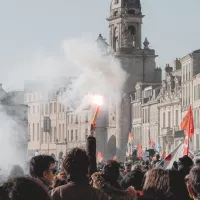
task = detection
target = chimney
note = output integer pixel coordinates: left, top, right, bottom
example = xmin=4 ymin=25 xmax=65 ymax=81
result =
xmin=174 ymin=58 xmax=181 ymax=70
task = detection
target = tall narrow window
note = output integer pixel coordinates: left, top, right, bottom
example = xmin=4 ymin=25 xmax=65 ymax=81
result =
xmin=45 ymin=132 xmax=47 ymax=143
xmin=41 ymin=104 xmax=44 ymax=115
xmin=67 ymin=115 xmax=70 ymax=124
xmin=33 ymin=124 xmax=35 ymax=141
xmin=163 ymin=113 xmax=165 ymax=128
xmin=71 ymin=130 xmax=73 ymax=141
xmin=50 ymin=103 xmax=53 ymax=114
xmin=41 ymin=128 xmax=43 ymax=143
xmin=37 ymin=123 xmax=39 ymax=141
xmin=197 ymin=109 xmax=199 ymax=128
xmin=59 ymin=124 xmax=61 ymax=141
xmin=54 ymin=127 xmax=56 ymax=142
xmin=71 ymin=115 xmax=73 ymax=124
xmin=62 ymin=124 xmax=64 ymax=141
xmin=176 ymin=110 xmax=178 ymax=127
xmin=45 ymin=103 xmax=48 ymax=115
xmin=54 ymin=102 xmax=57 ymax=113
xmin=68 ymin=130 xmax=70 ymax=142
xmin=85 ymin=129 xmax=88 ymax=140
xmin=75 ymin=130 xmax=78 ymax=141
xmin=168 ymin=111 xmax=171 ymax=127
xmin=49 ymin=132 xmax=52 ymax=143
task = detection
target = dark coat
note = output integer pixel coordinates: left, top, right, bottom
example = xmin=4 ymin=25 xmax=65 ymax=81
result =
xmin=51 ymin=181 xmax=109 ymax=200
xmin=91 ymin=172 xmax=136 ymax=200
xmin=121 ymin=170 xmax=144 ymax=191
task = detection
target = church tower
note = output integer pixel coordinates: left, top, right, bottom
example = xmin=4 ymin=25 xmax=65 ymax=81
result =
xmin=106 ymin=0 xmax=158 ymax=161
xmin=108 ymin=0 xmax=143 ymax=52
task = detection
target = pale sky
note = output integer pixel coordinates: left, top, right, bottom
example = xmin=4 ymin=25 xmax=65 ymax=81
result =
xmin=0 ymin=0 xmax=200 ymax=89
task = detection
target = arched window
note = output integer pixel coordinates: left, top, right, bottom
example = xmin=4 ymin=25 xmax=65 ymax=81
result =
xmin=128 ymin=10 xmax=135 ymax=15
xmin=113 ymin=27 xmax=119 ymax=52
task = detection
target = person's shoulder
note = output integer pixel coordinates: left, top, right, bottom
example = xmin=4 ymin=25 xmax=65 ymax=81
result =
xmin=92 ymin=187 xmax=110 ymax=200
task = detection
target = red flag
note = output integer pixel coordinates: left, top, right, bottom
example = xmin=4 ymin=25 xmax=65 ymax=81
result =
xmin=113 ymin=155 xmax=117 ymax=161
xmin=137 ymin=143 xmax=143 ymax=159
xmin=128 ymin=132 xmax=133 ymax=144
xmin=162 ymin=151 xmax=166 ymax=159
xmin=150 ymin=139 xmax=155 ymax=149
xmin=183 ymin=136 xmax=189 ymax=156
xmin=97 ymin=151 xmax=104 ymax=162
xmin=181 ymin=106 xmax=194 ymax=138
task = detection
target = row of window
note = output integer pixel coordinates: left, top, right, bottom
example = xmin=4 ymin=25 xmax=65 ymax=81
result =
xmin=29 ymin=123 xmax=89 ymax=143
xmin=67 ymin=114 xmax=89 ymax=124
xmin=132 ymin=104 xmax=141 ymax=119
xmin=28 ymin=102 xmax=65 ymax=115
xmin=182 ymin=84 xmax=191 ymax=106
xmin=182 ymin=63 xmax=191 ymax=82
xmin=194 ymin=109 xmax=200 ymax=129
xmin=194 ymin=84 xmax=200 ymax=101
xmin=162 ymin=110 xmax=179 ymax=128
xmin=25 ymin=93 xmax=38 ymax=103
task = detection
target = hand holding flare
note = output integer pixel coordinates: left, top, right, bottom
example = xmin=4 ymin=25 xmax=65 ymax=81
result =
xmin=90 ymin=95 xmax=103 ymax=136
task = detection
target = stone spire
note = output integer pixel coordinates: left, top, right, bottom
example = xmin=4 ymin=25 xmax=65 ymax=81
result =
xmin=96 ymin=34 xmax=109 ymax=53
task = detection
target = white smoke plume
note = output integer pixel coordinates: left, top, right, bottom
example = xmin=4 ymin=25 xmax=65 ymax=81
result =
xmin=59 ymin=38 xmax=127 ymax=111
xmin=0 ymin=106 xmax=27 ymax=176
xmin=0 ymin=37 xmax=127 ymax=175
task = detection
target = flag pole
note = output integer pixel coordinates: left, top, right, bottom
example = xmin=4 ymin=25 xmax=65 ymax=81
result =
xmin=187 ymin=108 xmax=190 ymax=156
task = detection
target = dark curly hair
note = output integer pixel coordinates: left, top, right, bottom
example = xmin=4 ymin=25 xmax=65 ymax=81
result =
xmin=143 ymin=169 xmax=190 ymax=200
xmin=0 ymin=177 xmax=51 ymax=200
xmin=189 ymin=166 xmax=200 ymax=199
xmin=29 ymin=155 xmax=55 ymax=178
xmin=63 ymin=148 xmax=89 ymax=182
xmin=102 ymin=160 xmax=120 ymax=184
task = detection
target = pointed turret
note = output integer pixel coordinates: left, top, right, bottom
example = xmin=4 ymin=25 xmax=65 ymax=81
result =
xmin=96 ymin=34 xmax=109 ymax=54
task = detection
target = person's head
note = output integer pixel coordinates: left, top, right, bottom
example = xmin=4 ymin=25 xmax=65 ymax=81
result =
xmin=143 ymin=169 xmax=190 ymax=200
xmin=127 ymin=169 xmax=144 ymax=191
xmin=102 ymin=160 xmax=120 ymax=184
xmin=9 ymin=165 xmax=24 ymax=179
xmin=178 ymin=155 xmax=193 ymax=177
xmin=62 ymin=148 xmax=89 ymax=182
xmin=29 ymin=155 xmax=56 ymax=185
xmin=167 ymin=169 xmax=190 ymax=200
xmin=0 ymin=177 xmax=51 ymax=200
xmin=125 ymin=162 xmax=132 ymax=170
xmin=132 ymin=164 xmax=142 ymax=172
xmin=155 ymin=154 xmax=160 ymax=161
xmin=188 ymin=166 xmax=200 ymax=200
xmin=143 ymin=168 xmax=169 ymax=198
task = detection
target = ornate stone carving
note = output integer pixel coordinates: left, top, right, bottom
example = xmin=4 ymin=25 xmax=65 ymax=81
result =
xmin=122 ymin=27 xmax=134 ymax=47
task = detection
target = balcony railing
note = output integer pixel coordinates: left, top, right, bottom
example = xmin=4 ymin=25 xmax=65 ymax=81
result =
xmin=161 ymin=127 xmax=173 ymax=136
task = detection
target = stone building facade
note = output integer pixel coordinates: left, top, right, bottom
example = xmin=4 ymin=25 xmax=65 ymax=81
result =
xmin=25 ymin=84 xmax=93 ymax=160
xmin=106 ymin=0 xmax=159 ymax=161
xmin=131 ymin=50 xmax=200 ymax=154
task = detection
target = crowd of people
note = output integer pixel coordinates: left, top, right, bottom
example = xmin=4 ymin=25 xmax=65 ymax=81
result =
xmin=0 ymin=144 xmax=200 ymax=200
